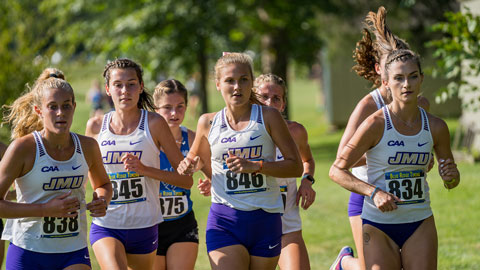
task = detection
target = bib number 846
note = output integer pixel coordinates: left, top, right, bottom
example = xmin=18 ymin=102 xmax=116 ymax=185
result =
xmin=226 ymin=171 xmax=264 ymax=190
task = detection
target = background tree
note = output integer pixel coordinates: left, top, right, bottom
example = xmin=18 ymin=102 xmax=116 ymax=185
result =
xmin=0 ymin=2 xmax=52 ymax=107
xmin=44 ymin=0 xmax=343 ymax=117
xmin=427 ymin=8 xmax=480 ymax=108
xmin=2 ymin=0 xmax=459 ymax=121
xmin=0 ymin=1 xmax=53 ymax=141
xmin=228 ymin=0 xmax=339 ymax=118
xmin=44 ymin=0 xmax=241 ymax=114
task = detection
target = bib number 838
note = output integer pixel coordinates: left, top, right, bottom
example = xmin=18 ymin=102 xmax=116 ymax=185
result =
xmin=43 ymin=216 xmax=78 ymax=234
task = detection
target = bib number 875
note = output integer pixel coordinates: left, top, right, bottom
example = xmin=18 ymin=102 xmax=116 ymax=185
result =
xmin=160 ymin=196 xmax=186 ymax=216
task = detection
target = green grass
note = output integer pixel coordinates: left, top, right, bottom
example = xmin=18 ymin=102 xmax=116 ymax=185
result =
xmin=1 ymin=63 xmax=479 ymax=269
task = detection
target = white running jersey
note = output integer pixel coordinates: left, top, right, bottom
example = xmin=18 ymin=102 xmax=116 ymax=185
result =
xmin=93 ymin=110 xmax=163 ymax=229
xmin=371 ymin=88 xmax=386 ymax=110
xmin=362 ymin=107 xmax=433 ymax=223
xmin=276 ymin=148 xmax=301 ymax=233
xmin=352 ymin=89 xmax=386 ymax=180
xmin=2 ymin=131 xmax=88 ymax=253
xmin=208 ymin=104 xmax=283 ymax=213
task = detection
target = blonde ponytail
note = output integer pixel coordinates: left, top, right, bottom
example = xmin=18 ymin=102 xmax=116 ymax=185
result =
xmin=2 ymin=68 xmax=74 ymax=139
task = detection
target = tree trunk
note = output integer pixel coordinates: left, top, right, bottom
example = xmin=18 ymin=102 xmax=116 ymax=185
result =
xmin=262 ymin=29 xmax=290 ymax=119
xmin=197 ymin=36 xmax=208 ymax=114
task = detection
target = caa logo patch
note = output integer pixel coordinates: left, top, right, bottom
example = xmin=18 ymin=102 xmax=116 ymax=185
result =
xmin=221 ymin=137 xmax=236 ymax=143
xmin=387 ymin=140 xmax=405 ymax=147
xmin=41 ymin=166 xmax=59 ymax=172
xmin=101 ymin=140 xmax=116 ymax=146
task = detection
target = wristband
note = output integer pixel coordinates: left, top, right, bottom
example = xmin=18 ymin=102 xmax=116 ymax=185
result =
xmin=444 ymin=178 xmax=456 ymax=189
xmin=253 ymin=160 xmax=263 ymax=174
xmin=370 ymin=187 xmax=380 ymax=200
xmin=444 ymin=178 xmax=456 ymax=184
xmin=302 ymin=174 xmax=315 ymax=184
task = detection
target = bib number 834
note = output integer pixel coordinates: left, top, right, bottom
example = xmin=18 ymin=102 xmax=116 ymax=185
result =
xmin=387 ymin=178 xmax=424 ymax=201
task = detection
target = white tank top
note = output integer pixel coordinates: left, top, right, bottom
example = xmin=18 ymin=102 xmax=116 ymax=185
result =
xmin=276 ymin=147 xmax=296 ymax=208
xmin=275 ymin=148 xmax=296 ymax=187
xmin=352 ymin=89 xmax=386 ymax=181
xmin=2 ymin=131 xmax=89 ymax=253
xmin=208 ymin=104 xmax=283 ymax=213
xmin=362 ymin=106 xmax=433 ymax=223
xmin=93 ymin=109 xmax=163 ymax=229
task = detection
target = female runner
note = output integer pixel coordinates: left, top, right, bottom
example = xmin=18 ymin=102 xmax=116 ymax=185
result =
xmin=0 ymin=68 xmax=112 ymax=270
xmin=330 ymin=7 xmax=431 ymax=270
xmin=330 ymin=49 xmax=459 ymax=270
xmin=86 ymin=59 xmax=193 ymax=270
xmin=177 ymin=52 xmax=303 ymax=270
xmin=253 ymin=73 xmax=316 ymax=270
xmin=152 ymin=79 xmax=211 ymax=270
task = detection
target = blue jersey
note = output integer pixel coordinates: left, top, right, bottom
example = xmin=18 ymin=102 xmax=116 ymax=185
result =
xmin=159 ymin=126 xmax=193 ymax=221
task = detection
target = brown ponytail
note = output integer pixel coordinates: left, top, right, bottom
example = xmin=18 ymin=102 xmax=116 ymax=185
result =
xmin=352 ymin=6 xmax=411 ymax=87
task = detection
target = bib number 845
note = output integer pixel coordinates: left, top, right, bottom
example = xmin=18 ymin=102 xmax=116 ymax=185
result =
xmin=112 ymin=178 xmax=143 ymax=201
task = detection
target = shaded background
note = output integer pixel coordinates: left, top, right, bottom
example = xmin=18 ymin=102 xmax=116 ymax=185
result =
xmin=0 ymin=0 xmax=463 ymax=133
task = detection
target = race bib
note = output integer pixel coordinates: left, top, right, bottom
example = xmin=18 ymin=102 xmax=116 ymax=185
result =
xmin=385 ymin=170 xmax=425 ymax=205
xmin=159 ymin=192 xmax=188 ymax=219
xmin=224 ymin=169 xmax=267 ymax=195
xmin=109 ymin=172 xmax=146 ymax=205
xmin=41 ymin=211 xmax=79 ymax=238
xmin=280 ymin=185 xmax=288 ymax=209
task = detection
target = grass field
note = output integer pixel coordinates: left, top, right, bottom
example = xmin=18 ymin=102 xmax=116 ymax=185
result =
xmin=1 ymin=62 xmax=479 ymax=269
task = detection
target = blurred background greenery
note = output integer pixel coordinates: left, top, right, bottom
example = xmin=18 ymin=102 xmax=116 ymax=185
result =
xmin=0 ymin=0 xmax=468 ymax=124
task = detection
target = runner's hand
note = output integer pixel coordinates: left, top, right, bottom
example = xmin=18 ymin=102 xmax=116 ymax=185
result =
xmin=42 ymin=191 xmax=79 ymax=218
xmin=296 ymin=178 xmax=316 ymax=210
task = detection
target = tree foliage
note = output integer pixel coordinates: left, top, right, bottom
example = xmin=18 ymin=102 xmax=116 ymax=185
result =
xmin=0 ymin=1 xmax=50 ymax=108
xmin=43 ymin=0 xmax=338 ymax=116
xmin=427 ymin=9 xmax=480 ymax=107
xmin=0 ymin=0 xmax=460 ymax=120
xmin=43 ymin=0 xmax=241 ymax=113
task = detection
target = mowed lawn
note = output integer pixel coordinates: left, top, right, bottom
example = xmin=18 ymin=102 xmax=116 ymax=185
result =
xmin=1 ymin=63 xmax=479 ymax=269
